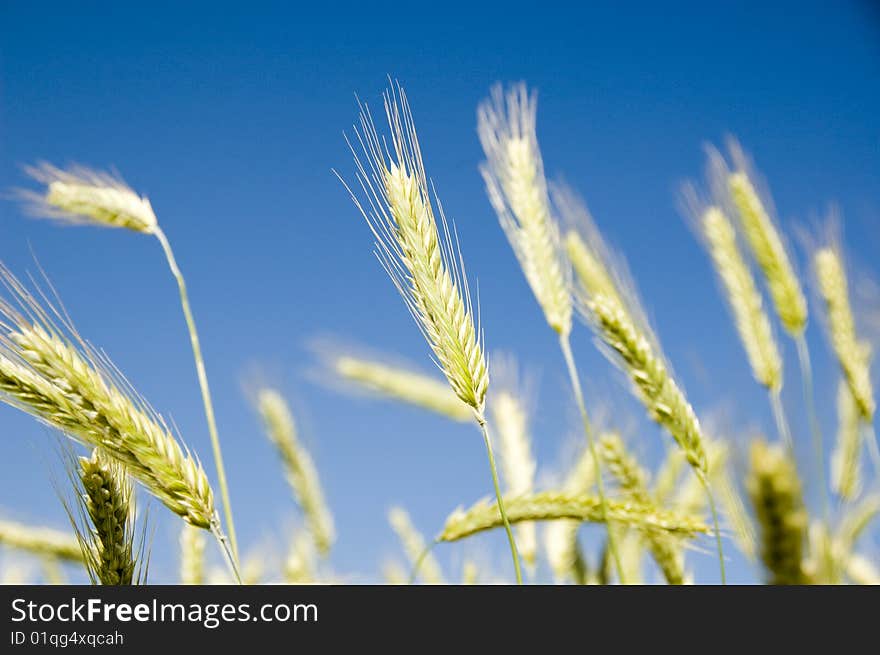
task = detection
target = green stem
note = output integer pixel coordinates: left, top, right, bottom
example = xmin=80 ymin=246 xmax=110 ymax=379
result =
xmin=769 ymin=388 xmax=794 ymax=454
xmin=407 ymin=539 xmax=439 ymax=585
xmin=864 ymin=422 xmax=880 ymax=480
xmin=155 ymin=227 xmax=238 ymax=564
xmin=210 ymin=519 xmax=241 ymax=584
xmin=559 ymin=334 xmax=625 ymax=584
xmin=795 ymin=334 xmax=829 ymax=522
xmin=478 ymin=417 xmax=523 ymax=585
xmin=697 ymin=471 xmax=727 ymax=584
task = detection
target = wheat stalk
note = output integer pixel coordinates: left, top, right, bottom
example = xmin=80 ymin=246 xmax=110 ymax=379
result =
xmin=22 ymin=163 xmax=238 ymax=562
xmin=489 ymin=356 xmax=537 ymax=568
xmin=815 ymin=247 xmax=875 ymax=421
xmin=77 ymin=449 xmax=137 ymax=585
xmin=256 ymin=389 xmax=335 ymax=555
xmin=599 ymin=433 xmax=686 ymax=584
xmin=714 ymin=455 xmax=758 ymax=562
xmin=831 ymin=381 xmax=863 ymax=500
xmin=491 ymin=390 xmax=537 ymax=568
xmin=333 ymin=355 xmax=472 ymax=422
xmin=837 ymin=495 xmax=880 ymax=554
xmin=747 ymin=439 xmax=808 ymax=584
xmin=180 ymin=524 xmax=206 ymax=585
xmin=388 ymin=506 xmax=445 ymax=585
xmin=0 ymin=519 xmax=83 ymax=562
xmin=478 ymin=83 xmax=572 ymax=336
xmin=441 ymin=492 xmax=709 ymax=543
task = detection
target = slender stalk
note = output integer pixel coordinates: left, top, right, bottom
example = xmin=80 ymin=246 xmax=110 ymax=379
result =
xmin=559 ymin=335 xmax=625 ymax=583
xmin=407 ymin=540 xmax=440 ymax=585
xmin=865 ymin=423 xmax=880 ymax=479
xmin=795 ymin=334 xmax=829 ymax=521
xmin=477 ymin=417 xmax=523 ymax=585
xmin=697 ymin=471 xmax=727 ymax=584
xmin=154 ymin=227 xmax=238 ymax=564
xmin=210 ymin=520 xmax=241 ymax=585
xmin=769 ymin=388 xmax=794 ymax=453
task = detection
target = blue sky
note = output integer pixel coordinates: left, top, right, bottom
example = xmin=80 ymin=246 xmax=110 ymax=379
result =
xmin=0 ymin=1 xmax=877 ymax=583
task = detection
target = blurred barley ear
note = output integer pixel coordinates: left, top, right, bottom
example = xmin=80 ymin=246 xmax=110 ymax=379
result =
xmin=478 ymin=83 xmax=572 ymax=336
xmin=706 ymin=143 xmax=824 ymax=517
xmin=441 ymin=491 xmax=710 ymax=543
xmin=0 ymin=519 xmax=83 ymax=562
xmin=700 ymin=206 xmax=782 ymax=392
xmin=748 ymin=439 xmax=808 ymax=585
xmin=586 ymin=294 xmax=725 ymax=582
xmin=333 ymin=355 xmax=472 ymax=422
xmin=257 ymin=389 xmax=335 ymax=555
xmin=814 ymin=247 xmax=875 ymax=422
xmin=21 ymin=163 xmax=238 ymax=564
xmin=284 ymin=532 xmax=317 ymax=584
xmin=600 ymin=433 xmax=685 ymax=585
xmin=694 ymin=200 xmax=795 ymax=455
xmin=725 ymin=156 xmax=807 ymax=336
xmin=814 ymin=245 xmax=880 ymax=477
xmin=831 ymin=381 xmax=862 ymax=501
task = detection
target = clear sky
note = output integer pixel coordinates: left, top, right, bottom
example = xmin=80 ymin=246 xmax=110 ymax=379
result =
xmin=0 ymin=1 xmax=878 ymax=584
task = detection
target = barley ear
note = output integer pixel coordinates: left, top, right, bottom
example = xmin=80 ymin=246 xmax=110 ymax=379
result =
xmin=725 ymin=144 xmax=807 ymax=335
xmin=441 ymin=492 xmax=709 ymax=543
xmin=0 ymin=519 xmax=83 ymax=562
xmin=700 ymin=206 xmax=782 ymax=390
xmin=256 ymin=389 xmax=335 ymax=555
xmin=22 ymin=164 xmax=158 ymax=234
xmin=344 ymin=83 xmax=488 ymax=413
xmin=814 ymin=247 xmax=875 ymax=421
xmin=77 ymin=449 xmax=138 ymax=585
xmin=21 ymin=162 xmax=238 ymax=563
xmin=0 ymin=269 xmax=217 ymax=532
xmin=589 ymin=295 xmax=708 ymax=473
xmin=478 ymin=83 xmax=572 ymax=336
xmin=747 ymin=439 xmax=809 ymax=584
xmin=599 ymin=433 xmax=686 ymax=585
xmin=333 ymin=355 xmax=472 ymax=422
